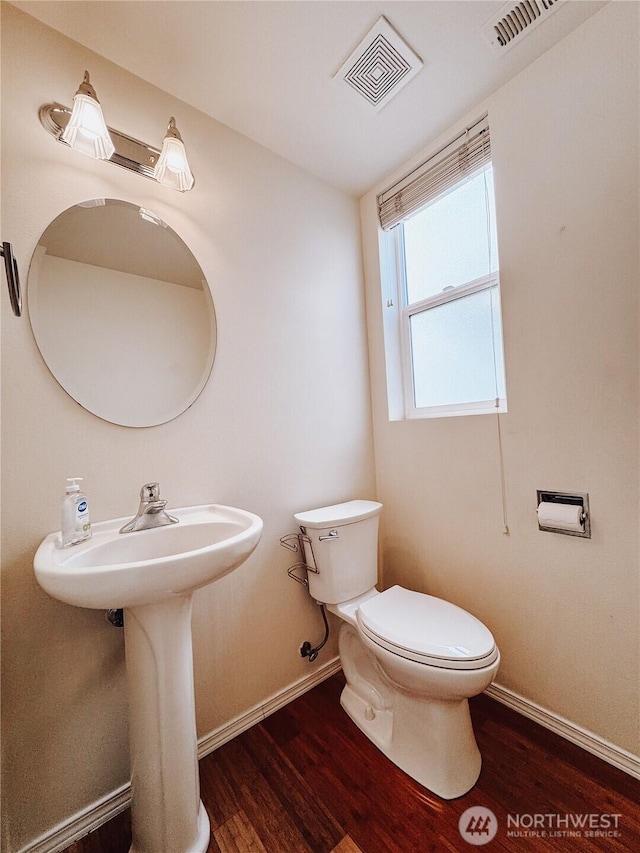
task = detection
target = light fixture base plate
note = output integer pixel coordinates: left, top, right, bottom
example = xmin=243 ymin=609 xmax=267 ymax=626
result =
xmin=39 ymin=102 xmax=163 ymax=183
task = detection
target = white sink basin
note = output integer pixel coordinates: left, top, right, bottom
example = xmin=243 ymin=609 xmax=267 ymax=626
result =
xmin=34 ymin=503 xmax=263 ymax=608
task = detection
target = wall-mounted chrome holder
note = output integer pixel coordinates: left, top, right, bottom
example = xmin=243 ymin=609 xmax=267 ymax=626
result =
xmin=280 ymin=530 xmax=319 ymax=586
xmin=39 ymin=102 xmax=162 ymax=182
xmin=536 ymin=490 xmax=591 ymax=538
xmin=1 ymin=241 xmax=21 ymax=317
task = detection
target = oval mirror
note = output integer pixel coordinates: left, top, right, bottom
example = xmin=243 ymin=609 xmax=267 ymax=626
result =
xmin=28 ymin=199 xmax=216 ymax=427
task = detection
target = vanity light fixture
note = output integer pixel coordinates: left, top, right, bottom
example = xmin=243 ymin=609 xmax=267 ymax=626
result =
xmin=39 ymin=71 xmax=195 ymax=192
xmin=154 ymin=118 xmax=195 ymax=192
xmin=60 ymin=71 xmax=115 ymax=160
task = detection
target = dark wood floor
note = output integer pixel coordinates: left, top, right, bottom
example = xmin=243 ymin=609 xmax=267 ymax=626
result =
xmin=65 ymin=672 xmax=640 ymax=852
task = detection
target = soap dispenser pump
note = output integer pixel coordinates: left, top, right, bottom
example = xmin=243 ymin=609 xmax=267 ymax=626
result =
xmin=61 ymin=477 xmax=91 ymax=547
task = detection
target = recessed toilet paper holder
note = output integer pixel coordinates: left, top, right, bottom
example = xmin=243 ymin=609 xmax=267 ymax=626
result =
xmin=536 ymin=490 xmax=590 ymax=538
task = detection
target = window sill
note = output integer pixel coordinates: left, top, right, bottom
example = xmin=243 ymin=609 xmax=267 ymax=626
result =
xmin=390 ymin=398 xmax=507 ymax=421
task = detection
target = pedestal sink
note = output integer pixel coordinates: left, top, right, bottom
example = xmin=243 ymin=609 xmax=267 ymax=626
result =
xmin=34 ymin=504 xmax=263 ymax=853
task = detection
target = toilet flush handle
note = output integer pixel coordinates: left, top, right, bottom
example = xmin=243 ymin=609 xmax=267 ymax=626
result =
xmin=319 ymin=530 xmax=339 ymax=541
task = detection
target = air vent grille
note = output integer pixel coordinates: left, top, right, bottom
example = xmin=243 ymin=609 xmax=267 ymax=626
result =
xmin=481 ymin=0 xmax=564 ymax=54
xmin=335 ymin=17 xmax=423 ymax=112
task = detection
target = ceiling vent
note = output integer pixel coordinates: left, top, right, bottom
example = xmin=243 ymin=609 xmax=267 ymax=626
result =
xmin=335 ymin=17 xmax=423 ymax=112
xmin=481 ymin=0 xmax=564 ymax=55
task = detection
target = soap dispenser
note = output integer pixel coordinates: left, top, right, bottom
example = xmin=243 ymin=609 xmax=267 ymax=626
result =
xmin=61 ymin=477 xmax=92 ymax=547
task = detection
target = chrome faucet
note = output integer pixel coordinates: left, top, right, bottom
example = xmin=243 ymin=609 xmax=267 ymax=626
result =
xmin=119 ymin=483 xmax=179 ymax=533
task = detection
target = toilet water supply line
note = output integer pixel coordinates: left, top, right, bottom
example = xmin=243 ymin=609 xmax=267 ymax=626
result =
xmin=300 ymin=603 xmax=329 ymax=662
xmin=280 ymin=529 xmax=330 ymax=661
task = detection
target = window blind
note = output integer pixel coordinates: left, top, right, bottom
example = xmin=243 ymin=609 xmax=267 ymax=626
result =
xmin=377 ymin=115 xmax=491 ymax=231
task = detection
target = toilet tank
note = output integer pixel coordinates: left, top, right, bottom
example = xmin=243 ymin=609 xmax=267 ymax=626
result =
xmin=293 ymin=500 xmax=382 ymax=604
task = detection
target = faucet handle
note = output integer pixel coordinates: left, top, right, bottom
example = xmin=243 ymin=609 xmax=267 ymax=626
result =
xmin=140 ymin=482 xmax=160 ymax=501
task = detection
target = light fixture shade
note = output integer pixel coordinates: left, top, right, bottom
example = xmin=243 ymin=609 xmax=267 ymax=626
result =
xmin=154 ymin=118 xmax=194 ymax=192
xmin=61 ymin=73 xmax=114 ymax=160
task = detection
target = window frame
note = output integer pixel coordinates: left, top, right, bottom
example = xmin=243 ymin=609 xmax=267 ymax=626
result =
xmin=381 ymin=165 xmax=507 ymax=421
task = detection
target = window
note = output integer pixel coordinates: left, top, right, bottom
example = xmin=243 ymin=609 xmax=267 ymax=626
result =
xmin=377 ymin=116 xmax=507 ymax=419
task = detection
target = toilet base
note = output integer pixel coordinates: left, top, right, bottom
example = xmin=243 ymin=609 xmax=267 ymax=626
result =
xmin=338 ymin=623 xmax=483 ymax=800
xmin=340 ymin=683 xmax=393 ymax=752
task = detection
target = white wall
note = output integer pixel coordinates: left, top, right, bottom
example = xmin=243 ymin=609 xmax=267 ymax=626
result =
xmin=362 ymin=1 xmax=639 ymax=756
xmin=0 ymin=5 xmax=375 ymax=850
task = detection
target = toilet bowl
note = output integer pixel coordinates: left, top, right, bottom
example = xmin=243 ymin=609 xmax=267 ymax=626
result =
xmin=294 ymin=499 xmax=500 ymax=800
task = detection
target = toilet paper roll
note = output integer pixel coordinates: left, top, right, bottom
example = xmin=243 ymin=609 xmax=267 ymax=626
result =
xmin=537 ymin=501 xmax=584 ymax=532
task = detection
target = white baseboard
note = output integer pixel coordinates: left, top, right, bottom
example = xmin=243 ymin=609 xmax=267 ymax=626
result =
xmin=485 ymin=682 xmax=640 ymax=780
xmin=16 ymin=784 xmax=131 ymax=853
xmin=197 ymin=655 xmax=342 ymax=758
xmin=16 ymin=657 xmax=341 ymax=853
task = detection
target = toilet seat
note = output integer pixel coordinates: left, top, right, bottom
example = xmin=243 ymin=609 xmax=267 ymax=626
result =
xmin=357 ymin=586 xmax=499 ymax=671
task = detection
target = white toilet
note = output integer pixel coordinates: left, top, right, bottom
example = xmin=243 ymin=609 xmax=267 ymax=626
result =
xmin=294 ymin=499 xmax=500 ymax=800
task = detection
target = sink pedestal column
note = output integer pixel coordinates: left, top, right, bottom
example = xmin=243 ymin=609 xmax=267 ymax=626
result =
xmin=124 ymin=594 xmax=210 ymax=853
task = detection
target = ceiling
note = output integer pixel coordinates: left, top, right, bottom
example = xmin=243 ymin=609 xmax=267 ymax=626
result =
xmin=13 ymin=0 xmax=607 ymax=197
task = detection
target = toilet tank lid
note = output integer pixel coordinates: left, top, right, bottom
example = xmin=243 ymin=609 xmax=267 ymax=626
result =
xmin=294 ymin=500 xmax=382 ymax=529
